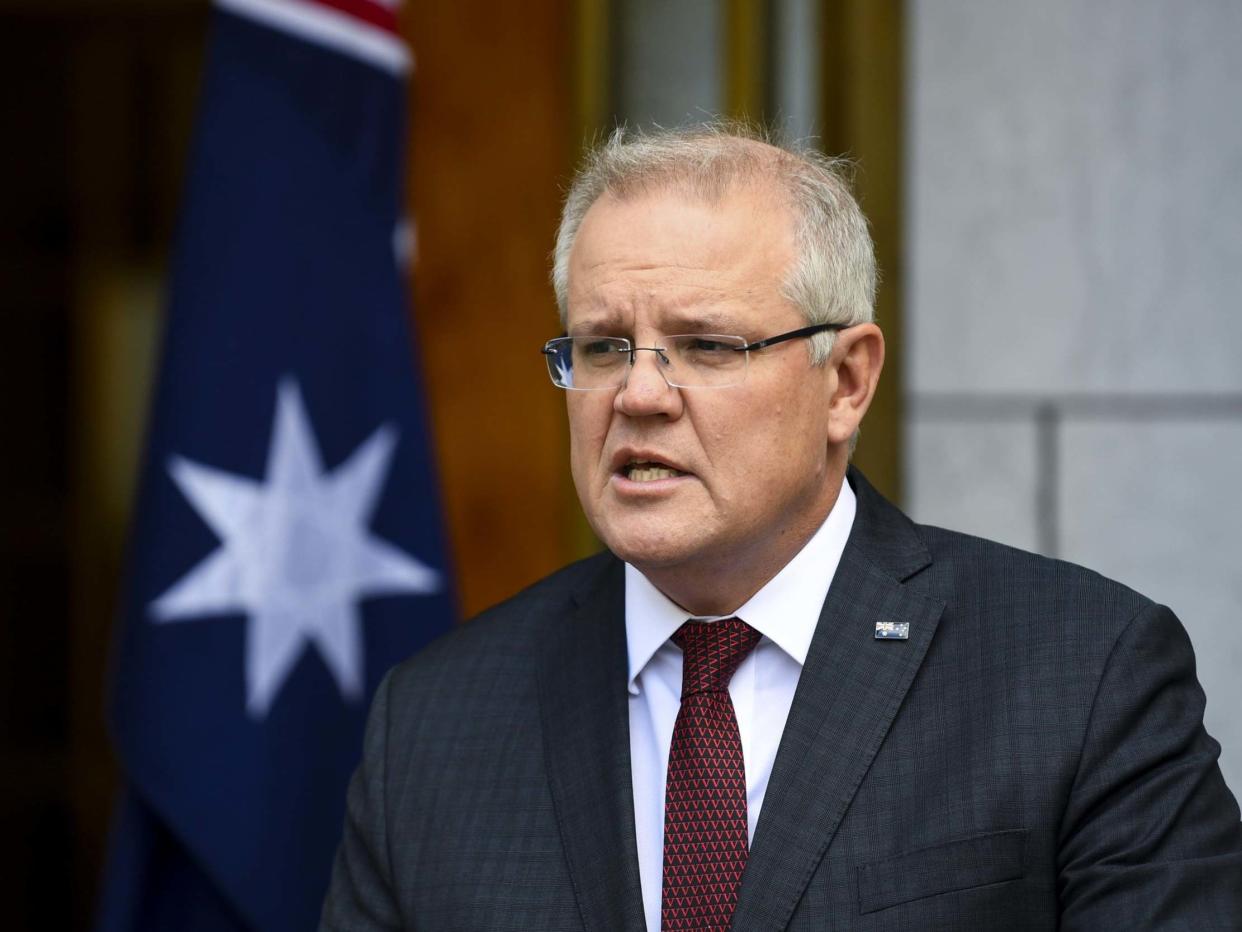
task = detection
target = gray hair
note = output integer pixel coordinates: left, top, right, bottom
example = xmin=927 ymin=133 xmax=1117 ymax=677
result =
xmin=551 ymin=123 xmax=877 ymax=364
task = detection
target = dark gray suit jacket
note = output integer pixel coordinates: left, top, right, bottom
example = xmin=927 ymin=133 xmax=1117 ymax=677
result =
xmin=321 ymin=470 xmax=1242 ymax=930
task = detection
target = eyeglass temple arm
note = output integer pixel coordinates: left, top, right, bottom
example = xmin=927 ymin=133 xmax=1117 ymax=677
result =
xmin=736 ymin=322 xmax=853 ymax=352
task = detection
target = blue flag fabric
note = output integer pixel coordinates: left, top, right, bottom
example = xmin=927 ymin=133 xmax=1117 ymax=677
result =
xmin=99 ymin=2 xmax=453 ymax=929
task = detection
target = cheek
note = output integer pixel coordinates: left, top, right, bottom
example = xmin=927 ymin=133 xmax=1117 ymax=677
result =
xmin=750 ymin=399 xmax=829 ymax=472
xmin=567 ymin=399 xmax=611 ymax=473
xmin=697 ymin=404 xmax=784 ymax=491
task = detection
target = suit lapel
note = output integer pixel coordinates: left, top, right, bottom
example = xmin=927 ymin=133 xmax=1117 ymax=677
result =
xmin=732 ymin=471 xmax=947 ymax=931
xmin=538 ymin=557 xmax=647 ymax=932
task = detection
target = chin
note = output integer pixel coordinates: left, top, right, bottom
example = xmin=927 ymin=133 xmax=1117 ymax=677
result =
xmin=593 ymin=522 xmax=691 ymax=569
xmin=600 ymin=522 xmax=728 ymax=575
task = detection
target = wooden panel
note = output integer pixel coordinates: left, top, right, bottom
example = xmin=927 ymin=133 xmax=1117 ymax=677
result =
xmin=821 ymin=0 xmax=904 ymax=502
xmin=406 ymin=1 xmax=577 ymax=618
xmin=574 ymin=0 xmax=613 ymax=144
xmin=66 ymin=14 xmax=208 ymax=925
xmin=726 ymin=0 xmax=767 ymax=121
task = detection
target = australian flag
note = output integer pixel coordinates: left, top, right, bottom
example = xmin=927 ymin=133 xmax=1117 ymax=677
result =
xmin=97 ymin=1 xmax=454 ymax=929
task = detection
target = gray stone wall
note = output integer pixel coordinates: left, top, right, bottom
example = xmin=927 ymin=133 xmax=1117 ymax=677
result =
xmin=907 ymin=0 xmax=1242 ymax=792
xmin=614 ymin=0 xmax=723 ymax=127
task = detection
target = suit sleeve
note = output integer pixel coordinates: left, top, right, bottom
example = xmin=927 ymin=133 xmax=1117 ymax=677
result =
xmin=319 ymin=670 xmax=403 ymax=931
xmin=1058 ymin=602 xmax=1242 ymax=928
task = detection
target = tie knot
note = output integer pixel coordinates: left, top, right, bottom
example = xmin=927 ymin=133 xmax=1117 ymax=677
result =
xmin=672 ymin=617 xmax=761 ymax=697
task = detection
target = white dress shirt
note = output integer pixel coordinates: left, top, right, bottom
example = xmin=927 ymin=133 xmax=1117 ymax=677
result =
xmin=625 ymin=481 xmax=857 ymax=932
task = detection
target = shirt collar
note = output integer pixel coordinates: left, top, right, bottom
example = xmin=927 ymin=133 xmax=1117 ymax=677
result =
xmin=624 ymin=480 xmax=857 ymax=695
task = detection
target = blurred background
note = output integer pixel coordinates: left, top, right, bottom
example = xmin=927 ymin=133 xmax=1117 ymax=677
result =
xmin=1 ymin=0 xmax=1238 ymax=927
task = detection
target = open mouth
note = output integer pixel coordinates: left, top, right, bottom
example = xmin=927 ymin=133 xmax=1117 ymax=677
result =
xmin=622 ymin=460 xmax=685 ymax=482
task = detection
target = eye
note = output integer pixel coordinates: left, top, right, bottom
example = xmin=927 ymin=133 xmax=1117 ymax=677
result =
xmin=574 ymin=337 xmax=628 ymax=368
xmin=581 ymin=339 xmax=621 ymax=356
xmin=688 ymin=337 xmax=732 ymax=353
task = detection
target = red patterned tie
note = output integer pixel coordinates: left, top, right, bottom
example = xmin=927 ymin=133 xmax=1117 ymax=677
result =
xmin=662 ymin=618 xmax=762 ymax=932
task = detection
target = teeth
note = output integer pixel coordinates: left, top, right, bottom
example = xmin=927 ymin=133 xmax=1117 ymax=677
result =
xmin=627 ymin=465 xmax=680 ymax=482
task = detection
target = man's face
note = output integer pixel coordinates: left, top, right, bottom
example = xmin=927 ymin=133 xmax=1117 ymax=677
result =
xmin=565 ymin=183 xmax=844 ymax=595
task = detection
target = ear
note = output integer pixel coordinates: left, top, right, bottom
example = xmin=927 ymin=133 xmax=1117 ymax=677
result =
xmin=825 ymin=323 xmax=885 ymax=445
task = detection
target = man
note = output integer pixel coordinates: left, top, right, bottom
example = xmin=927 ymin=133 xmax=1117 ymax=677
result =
xmin=321 ymin=126 xmax=1242 ymax=930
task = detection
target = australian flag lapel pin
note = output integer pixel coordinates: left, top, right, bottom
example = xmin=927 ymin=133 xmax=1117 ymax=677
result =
xmin=874 ymin=620 xmax=910 ymax=640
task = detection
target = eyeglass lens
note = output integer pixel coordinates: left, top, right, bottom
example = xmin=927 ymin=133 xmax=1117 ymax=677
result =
xmin=545 ymin=335 xmax=749 ymax=390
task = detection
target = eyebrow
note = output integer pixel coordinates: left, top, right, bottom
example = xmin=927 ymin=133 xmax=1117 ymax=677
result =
xmin=569 ymin=309 xmax=747 ymax=337
xmin=662 ymin=311 xmax=744 ymax=334
xmin=567 ymin=316 xmax=625 ymax=337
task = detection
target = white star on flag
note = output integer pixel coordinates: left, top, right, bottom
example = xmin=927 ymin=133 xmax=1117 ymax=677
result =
xmin=149 ymin=377 xmax=441 ymax=719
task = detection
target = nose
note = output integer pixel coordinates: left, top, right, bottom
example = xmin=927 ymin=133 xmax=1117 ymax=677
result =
xmin=614 ymin=346 xmax=683 ymax=418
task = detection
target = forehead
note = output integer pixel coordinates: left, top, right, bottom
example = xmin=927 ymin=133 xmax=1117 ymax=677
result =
xmin=566 ymin=182 xmax=798 ymax=332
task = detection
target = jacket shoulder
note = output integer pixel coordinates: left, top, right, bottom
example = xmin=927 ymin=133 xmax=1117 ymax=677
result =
xmin=911 ymin=521 xmax=1158 ymax=657
xmin=384 ymin=549 xmax=617 ymax=700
